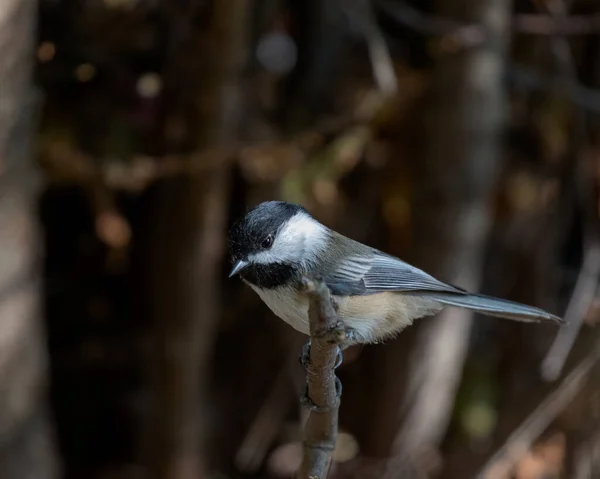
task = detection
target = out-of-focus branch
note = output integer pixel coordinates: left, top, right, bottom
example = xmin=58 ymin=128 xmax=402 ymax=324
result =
xmin=379 ymin=0 xmax=510 ymax=475
xmin=374 ymin=1 xmax=600 ymax=114
xmin=509 ymin=65 xmax=600 ymax=114
xmin=39 ymin=145 xmax=235 ymax=193
xmin=297 ymin=278 xmax=345 ymax=479
xmin=345 ymin=0 xmax=397 ymax=95
xmin=542 ymin=246 xmax=600 ymax=380
xmin=376 ymin=0 xmax=600 ymax=38
xmin=543 ymin=0 xmax=577 ymax=72
xmin=514 ymin=13 xmax=600 ymax=35
xmin=537 ymin=0 xmax=600 ymax=382
xmin=0 ymin=0 xmax=59 ymax=477
xmin=38 ymin=85 xmax=389 ymax=196
xmin=477 ymin=341 xmax=600 ymax=479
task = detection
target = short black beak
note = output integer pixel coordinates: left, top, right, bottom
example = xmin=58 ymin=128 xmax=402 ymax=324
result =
xmin=229 ymin=259 xmax=248 ymax=278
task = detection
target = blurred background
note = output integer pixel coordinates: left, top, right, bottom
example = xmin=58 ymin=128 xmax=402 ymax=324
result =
xmin=2 ymin=0 xmax=600 ymax=478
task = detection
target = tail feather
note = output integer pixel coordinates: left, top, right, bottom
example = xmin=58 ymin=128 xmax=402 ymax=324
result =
xmin=423 ymin=292 xmax=563 ymax=324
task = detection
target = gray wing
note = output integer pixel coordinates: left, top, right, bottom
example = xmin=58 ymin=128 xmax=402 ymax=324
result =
xmin=324 ymin=251 xmax=466 ymax=296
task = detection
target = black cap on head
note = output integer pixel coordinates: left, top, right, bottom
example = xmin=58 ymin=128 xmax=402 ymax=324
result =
xmin=228 ymin=201 xmax=307 ymax=262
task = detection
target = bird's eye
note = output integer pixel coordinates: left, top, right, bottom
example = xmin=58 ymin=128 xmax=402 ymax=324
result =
xmin=261 ymin=234 xmax=274 ymax=249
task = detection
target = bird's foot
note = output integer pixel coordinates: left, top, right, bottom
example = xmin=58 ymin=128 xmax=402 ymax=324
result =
xmin=325 ymin=325 xmax=361 ymax=347
xmin=299 ymin=339 xmax=311 ymax=371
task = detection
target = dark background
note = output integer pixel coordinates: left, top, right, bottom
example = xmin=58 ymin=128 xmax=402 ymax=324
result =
xmin=1 ymin=0 xmax=600 ymax=478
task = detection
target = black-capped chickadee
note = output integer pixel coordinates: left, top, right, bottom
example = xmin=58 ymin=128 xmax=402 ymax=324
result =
xmin=227 ymin=201 xmax=563 ymax=347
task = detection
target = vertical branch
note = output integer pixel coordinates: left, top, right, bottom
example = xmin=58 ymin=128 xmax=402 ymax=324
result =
xmin=383 ymin=0 xmax=511 ymax=472
xmin=0 ymin=0 xmax=59 ymax=477
xmin=297 ymin=279 xmax=344 ymax=479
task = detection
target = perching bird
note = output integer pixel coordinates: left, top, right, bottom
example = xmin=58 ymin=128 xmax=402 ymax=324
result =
xmin=227 ymin=200 xmax=563 ymax=348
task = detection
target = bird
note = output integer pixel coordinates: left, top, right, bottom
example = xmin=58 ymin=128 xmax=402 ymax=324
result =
xmin=227 ymin=200 xmax=563 ymax=349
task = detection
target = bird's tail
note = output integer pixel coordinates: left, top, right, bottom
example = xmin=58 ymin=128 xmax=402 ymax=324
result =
xmin=423 ymin=292 xmax=563 ymax=324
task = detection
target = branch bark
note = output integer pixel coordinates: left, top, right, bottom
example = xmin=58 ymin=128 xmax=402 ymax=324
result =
xmin=297 ymin=279 xmax=345 ymax=479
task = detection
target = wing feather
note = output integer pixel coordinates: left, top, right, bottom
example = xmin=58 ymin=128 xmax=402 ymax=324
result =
xmin=325 ymin=251 xmax=464 ymax=296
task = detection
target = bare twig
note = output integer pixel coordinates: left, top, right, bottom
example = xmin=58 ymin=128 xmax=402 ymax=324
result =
xmin=543 ymin=0 xmax=577 ymax=72
xmin=364 ymin=23 xmax=397 ymax=96
xmin=373 ymin=0 xmax=600 ymax=117
xmin=297 ymin=278 xmax=345 ymax=479
xmin=542 ymin=245 xmax=600 ymax=380
xmin=39 ymin=144 xmax=237 ymax=193
xmin=38 ymin=88 xmax=387 ymax=195
xmin=514 ymin=13 xmax=600 ymax=36
xmin=345 ymin=0 xmax=397 ymax=95
xmin=509 ymin=65 xmax=600 ymax=114
xmin=375 ymin=0 xmax=600 ymax=37
xmin=477 ymin=342 xmax=600 ymax=479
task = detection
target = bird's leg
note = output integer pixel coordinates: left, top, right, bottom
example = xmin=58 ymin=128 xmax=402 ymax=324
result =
xmin=334 ymin=374 xmax=342 ymax=397
xmin=298 ymin=322 xmax=360 ymax=412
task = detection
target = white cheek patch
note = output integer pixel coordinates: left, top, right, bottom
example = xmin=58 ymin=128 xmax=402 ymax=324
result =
xmin=248 ymin=211 xmax=329 ymax=266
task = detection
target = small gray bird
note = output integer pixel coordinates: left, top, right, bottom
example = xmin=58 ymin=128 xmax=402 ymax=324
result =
xmin=227 ymin=201 xmax=563 ymax=348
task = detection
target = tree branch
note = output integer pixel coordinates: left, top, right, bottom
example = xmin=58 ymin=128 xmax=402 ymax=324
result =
xmin=537 ymin=0 xmax=600 ymax=382
xmin=344 ymin=0 xmax=397 ymax=95
xmin=541 ymin=245 xmax=600 ymax=381
xmin=297 ymin=278 xmax=345 ymax=479
xmin=375 ymin=0 xmax=600 ymax=38
xmin=514 ymin=13 xmax=600 ymax=36
xmin=477 ymin=341 xmax=600 ymax=479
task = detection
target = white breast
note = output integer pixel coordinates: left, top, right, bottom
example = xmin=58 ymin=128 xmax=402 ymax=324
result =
xmin=248 ymin=283 xmax=311 ymax=335
xmin=248 ymin=282 xmax=444 ymax=345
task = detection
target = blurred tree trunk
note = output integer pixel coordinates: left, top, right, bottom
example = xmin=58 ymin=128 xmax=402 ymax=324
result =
xmin=138 ymin=2 xmax=250 ymax=479
xmin=367 ymin=0 xmax=511 ymax=474
xmin=284 ymin=0 xmax=351 ymax=129
xmin=0 ymin=0 xmax=59 ymax=478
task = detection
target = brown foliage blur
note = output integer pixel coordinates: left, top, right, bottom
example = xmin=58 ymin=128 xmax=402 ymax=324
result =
xmin=1 ymin=0 xmax=600 ymax=478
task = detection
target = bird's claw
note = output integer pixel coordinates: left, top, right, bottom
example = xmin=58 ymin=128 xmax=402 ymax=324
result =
xmin=299 ymin=339 xmax=312 ymax=371
xmin=335 ymin=375 xmax=342 ymax=397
